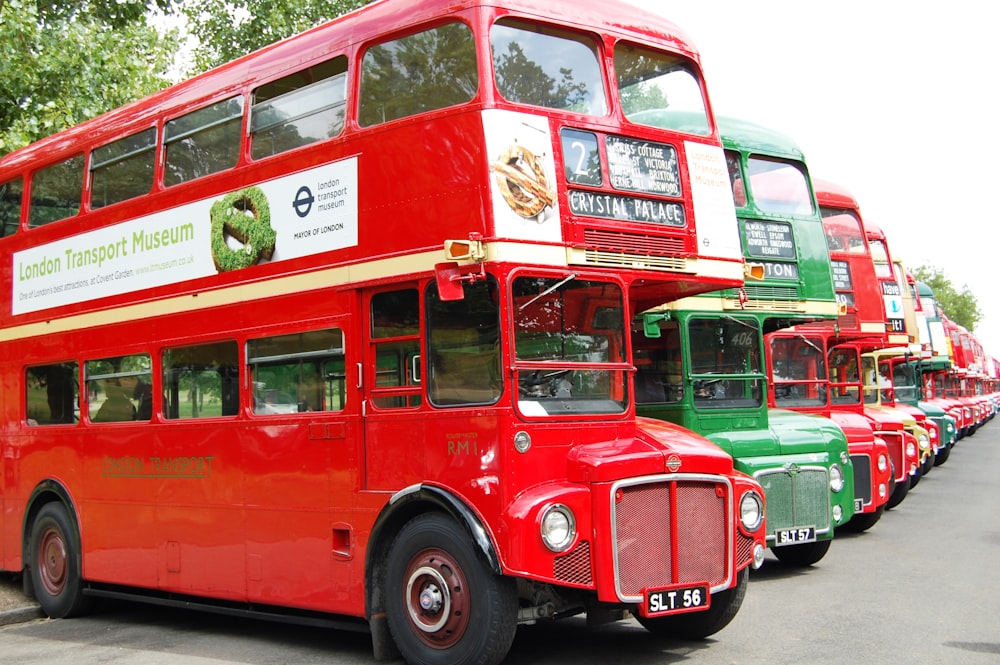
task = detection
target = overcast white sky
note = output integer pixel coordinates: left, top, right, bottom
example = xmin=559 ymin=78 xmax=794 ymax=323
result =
xmin=625 ymin=0 xmax=999 ymax=358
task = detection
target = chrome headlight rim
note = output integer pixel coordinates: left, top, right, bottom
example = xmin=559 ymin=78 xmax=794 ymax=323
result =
xmin=539 ymin=504 xmax=576 ymax=553
xmin=829 ymin=463 xmax=845 ymax=493
xmin=739 ymin=490 xmax=764 ymax=532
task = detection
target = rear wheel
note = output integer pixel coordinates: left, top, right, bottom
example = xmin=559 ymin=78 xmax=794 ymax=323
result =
xmin=771 ymin=538 xmax=832 ymax=567
xmin=635 ymin=568 xmax=748 ymax=639
xmin=29 ymin=502 xmax=93 ymax=618
xmin=385 ymin=513 xmax=517 ymax=665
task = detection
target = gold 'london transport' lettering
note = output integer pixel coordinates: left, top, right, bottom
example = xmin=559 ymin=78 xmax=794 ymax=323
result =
xmin=102 ymin=455 xmax=215 ymax=478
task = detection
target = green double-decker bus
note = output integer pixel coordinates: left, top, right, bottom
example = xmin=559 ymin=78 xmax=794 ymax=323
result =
xmin=634 ymin=117 xmax=853 ymax=566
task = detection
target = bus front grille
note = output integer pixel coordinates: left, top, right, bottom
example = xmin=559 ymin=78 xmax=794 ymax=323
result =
xmin=851 ymin=454 xmax=873 ymax=506
xmin=612 ymin=479 xmax=728 ymax=599
xmin=757 ymin=467 xmax=830 ymax=534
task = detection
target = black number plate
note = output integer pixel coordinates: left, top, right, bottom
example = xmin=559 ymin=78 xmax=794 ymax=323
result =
xmin=774 ymin=526 xmax=816 ymax=545
xmin=641 ymin=582 xmax=710 ymax=617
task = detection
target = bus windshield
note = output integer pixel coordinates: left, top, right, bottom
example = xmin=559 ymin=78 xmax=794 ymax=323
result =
xmin=513 ymin=275 xmax=627 ymax=416
xmin=770 ymin=334 xmax=828 ymax=408
xmin=687 ymin=316 xmax=763 ymax=409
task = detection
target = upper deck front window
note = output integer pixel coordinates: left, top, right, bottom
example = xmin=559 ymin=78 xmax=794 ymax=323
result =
xmin=745 ymin=157 xmax=812 ymax=215
xmin=821 ymin=208 xmax=868 ymax=254
xmin=512 ymin=275 xmax=626 ymax=416
xmin=491 ymin=19 xmax=607 ymax=116
xmin=614 ymin=42 xmax=709 ymax=136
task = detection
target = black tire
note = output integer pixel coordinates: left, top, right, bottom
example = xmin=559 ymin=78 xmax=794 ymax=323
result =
xmin=29 ymin=502 xmax=94 ymax=618
xmin=635 ymin=567 xmax=748 ymax=640
xmin=771 ymin=538 xmax=832 ymax=567
xmin=886 ymin=473 xmax=909 ymax=509
xmin=933 ymin=443 xmax=951 ymax=467
xmin=919 ymin=451 xmax=934 ymax=477
xmin=385 ymin=513 xmax=517 ymax=665
xmin=838 ymin=505 xmax=884 ymax=533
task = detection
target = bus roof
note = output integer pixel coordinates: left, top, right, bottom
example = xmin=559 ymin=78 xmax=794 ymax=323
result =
xmin=812 ymin=178 xmax=859 ymax=209
xmin=717 ymin=115 xmax=806 ymax=161
xmin=0 ymin=0 xmax=699 ymax=174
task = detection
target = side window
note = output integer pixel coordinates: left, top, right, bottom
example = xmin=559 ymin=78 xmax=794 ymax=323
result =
xmin=90 ymin=128 xmax=156 ymax=208
xmin=359 ymin=22 xmax=477 ymax=126
xmin=427 ymin=277 xmax=501 ymax=406
xmin=86 ymin=354 xmax=153 ymax=423
xmin=1 ymin=177 xmax=23 ymax=237
xmin=25 ymin=362 xmax=79 ymax=426
xmin=492 ymin=19 xmax=607 ymax=116
xmin=27 ymin=155 xmax=85 ymax=228
xmin=370 ymin=289 xmax=421 ymax=408
xmin=163 ymin=97 xmax=244 ymax=187
xmin=248 ymin=328 xmax=347 ymax=414
xmin=162 ymin=341 xmax=239 ymax=419
xmin=251 ymin=56 xmax=348 ymax=159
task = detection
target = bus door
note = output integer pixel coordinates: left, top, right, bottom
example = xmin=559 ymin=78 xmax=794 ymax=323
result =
xmin=362 ymin=286 xmax=427 ymax=491
xmin=241 ymin=322 xmax=356 ymax=610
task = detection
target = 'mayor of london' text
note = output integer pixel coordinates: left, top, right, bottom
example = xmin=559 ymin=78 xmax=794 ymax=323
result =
xmin=18 ymin=222 xmax=195 ymax=281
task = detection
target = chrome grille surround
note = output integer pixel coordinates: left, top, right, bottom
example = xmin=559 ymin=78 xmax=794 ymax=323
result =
xmin=610 ymin=474 xmax=734 ymax=602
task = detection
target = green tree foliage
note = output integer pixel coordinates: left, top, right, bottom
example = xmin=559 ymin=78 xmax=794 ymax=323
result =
xmin=180 ymin=0 xmax=368 ymax=73
xmin=0 ymin=0 xmax=179 ymax=155
xmin=911 ymin=264 xmax=982 ymax=332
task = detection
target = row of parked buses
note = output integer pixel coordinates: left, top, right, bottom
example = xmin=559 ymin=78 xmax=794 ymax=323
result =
xmin=0 ymin=1 xmax=995 ymax=664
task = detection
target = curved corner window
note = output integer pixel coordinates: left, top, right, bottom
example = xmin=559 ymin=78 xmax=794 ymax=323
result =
xmin=615 ymin=42 xmax=709 ymax=136
xmin=491 ymin=19 xmax=607 ymax=116
xmin=359 ymin=22 xmax=477 ymax=127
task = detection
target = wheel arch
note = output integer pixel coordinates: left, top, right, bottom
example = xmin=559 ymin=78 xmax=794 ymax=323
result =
xmin=365 ymin=484 xmax=501 ymax=619
xmin=20 ymin=479 xmax=81 ymax=596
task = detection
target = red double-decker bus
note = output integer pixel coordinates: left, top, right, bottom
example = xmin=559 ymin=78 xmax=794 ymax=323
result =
xmin=0 ymin=1 xmax=766 ymax=663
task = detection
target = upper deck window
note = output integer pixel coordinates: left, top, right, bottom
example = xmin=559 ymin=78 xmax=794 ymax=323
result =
xmin=746 ymin=157 xmax=813 ymax=215
xmin=359 ymin=22 xmax=477 ymax=127
xmin=164 ymin=97 xmax=244 ymax=187
xmin=821 ymin=208 xmax=868 ymax=254
xmin=614 ymin=43 xmax=709 ymax=136
xmin=27 ymin=155 xmax=84 ymax=228
xmin=0 ymin=177 xmax=22 ymax=237
xmin=251 ymin=56 xmax=348 ymax=159
xmin=491 ymin=19 xmax=607 ymax=116
xmin=90 ymin=128 xmax=156 ymax=209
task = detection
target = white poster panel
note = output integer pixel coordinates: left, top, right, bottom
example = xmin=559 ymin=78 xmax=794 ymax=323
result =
xmin=13 ymin=157 xmax=358 ymax=315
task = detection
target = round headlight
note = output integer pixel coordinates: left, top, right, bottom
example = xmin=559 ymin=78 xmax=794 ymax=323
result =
xmin=918 ymin=433 xmax=929 ymax=447
xmin=905 ymin=441 xmax=917 ymax=458
xmin=830 ymin=464 xmax=845 ymax=493
xmin=739 ymin=491 xmax=764 ymax=532
xmin=540 ymin=505 xmax=575 ymax=552
xmin=877 ymin=454 xmax=888 ymax=472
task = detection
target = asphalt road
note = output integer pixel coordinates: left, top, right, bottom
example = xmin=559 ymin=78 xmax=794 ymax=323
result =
xmin=2 ymin=422 xmax=999 ymax=665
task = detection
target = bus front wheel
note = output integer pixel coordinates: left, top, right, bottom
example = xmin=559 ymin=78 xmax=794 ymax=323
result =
xmin=29 ymin=502 xmax=93 ymax=618
xmin=385 ymin=513 xmax=517 ymax=665
xmin=771 ymin=538 xmax=832 ymax=567
xmin=635 ymin=567 xmax=748 ymax=639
